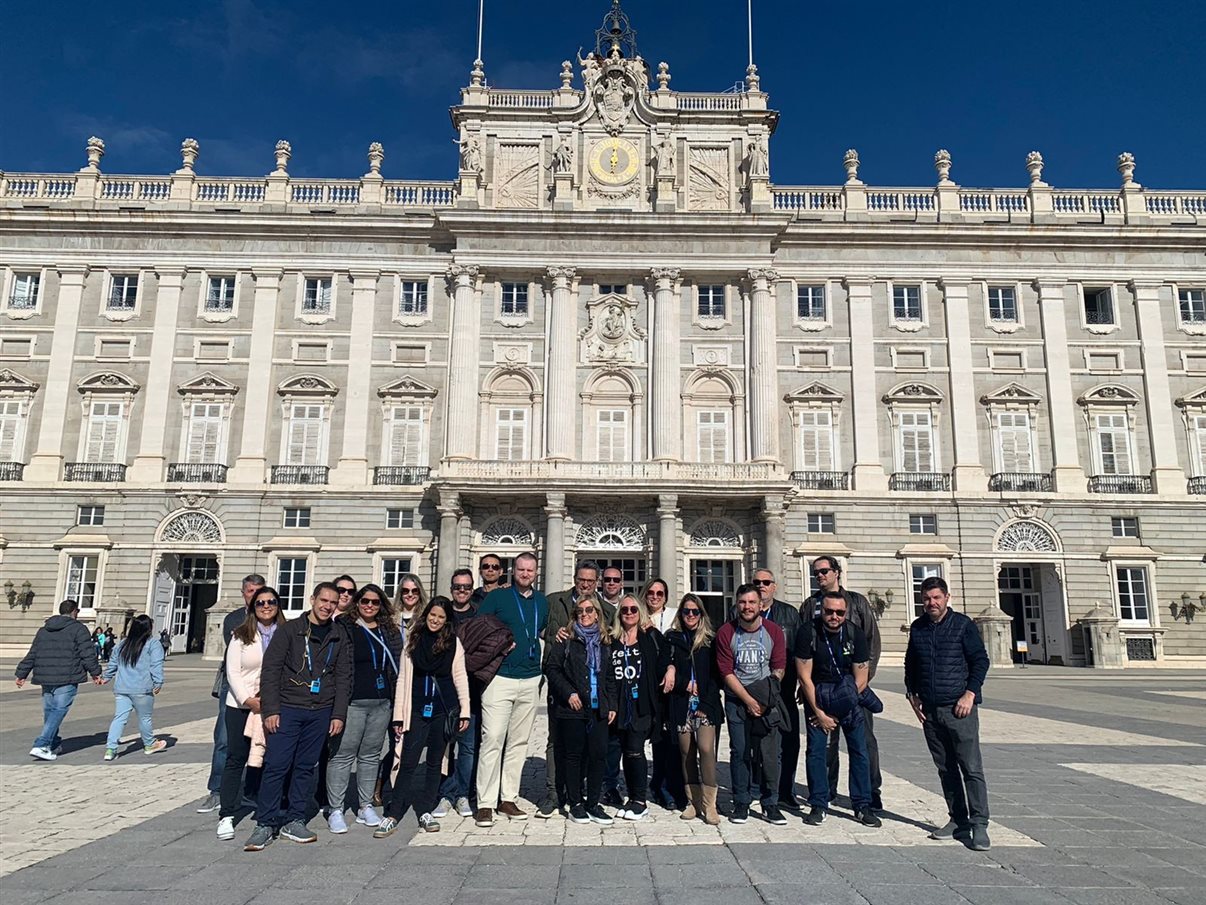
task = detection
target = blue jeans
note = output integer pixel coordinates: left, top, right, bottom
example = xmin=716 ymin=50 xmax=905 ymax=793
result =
xmin=255 ymin=705 xmax=332 ymax=828
xmin=805 ymin=708 xmax=871 ymax=811
xmin=725 ymin=697 xmax=780 ymax=809
xmin=439 ymin=712 xmax=478 ymax=803
xmin=107 ymin=693 xmax=156 ymax=748
xmin=208 ymin=677 xmax=229 ymax=793
xmin=35 ymin=684 xmax=78 ymax=750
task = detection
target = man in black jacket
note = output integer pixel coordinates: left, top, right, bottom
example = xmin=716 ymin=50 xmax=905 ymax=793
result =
xmin=905 ymin=576 xmax=991 ymax=851
xmin=14 ymin=599 xmax=103 ymax=760
xmin=244 ymin=582 xmax=353 ymax=851
xmin=751 ymin=569 xmax=803 ymax=810
xmin=804 ymin=555 xmax=883 ymax=811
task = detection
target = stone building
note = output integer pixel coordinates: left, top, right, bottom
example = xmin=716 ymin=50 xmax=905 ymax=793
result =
xmin=1 ymin=3 xmax=1204 ymax=664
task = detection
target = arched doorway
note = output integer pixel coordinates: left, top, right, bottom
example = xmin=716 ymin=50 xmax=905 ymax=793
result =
xmin=151 ymin=510 xmax=224 ymax=654
xmin=994 ymin=519 xmax=1069 ymax=664
xmin=575 ymin=513 xmax=650 ymax=598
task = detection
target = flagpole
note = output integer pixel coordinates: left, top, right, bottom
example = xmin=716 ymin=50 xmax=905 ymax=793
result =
xmin=476 ymin=0 xmax=484 ymax=64
xmin=747 ymin=0 xmax=753 ymax=68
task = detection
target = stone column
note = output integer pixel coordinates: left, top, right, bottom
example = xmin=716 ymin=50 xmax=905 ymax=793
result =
xmin=544 ymin=267 xmax=578 ymax=460
xmin=444 ymin=264 xmax=481 ymax=460
xmin=657 ymin=494 xmax=679 ymax=601
xmin=844 ymin=278 xmax=889 ymax=491
xmin=761 ymin=495 xmax=786 ymax=579
xmin=544 ymin=492 xmax=567 ymax=591
xmin=939 ymin=280 xmax=986 ymax=490
xmin=1034 ymin=281 xmax=1086 ymax=492
xmin=1131 ymin=281 xmax=1186 ymax=494
xmin=130 ymin=267 xmax=185 ymax=482
xmin=332 ymin=270 xmax=379 ymax=487
xmin=26 ymin=266 xmax=88 ymax=482
xmin=228 ymin=269 xmax=282 ymax=484
xmin=1078 ymin=603 xmax=1126 ymax=668
xmin=649 ymin=268 xmax=682 ymax=461
xmin=436 ymin=489 xmax=461 ymax=592
xmin=746 ymin=268 xmax=781 ymax=463
xmin=972 ymin=605 xmax=1015 ymax=670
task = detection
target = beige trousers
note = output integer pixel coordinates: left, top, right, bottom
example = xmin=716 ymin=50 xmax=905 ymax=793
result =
xmin=475 ymin=674 xmax=541 ymax=808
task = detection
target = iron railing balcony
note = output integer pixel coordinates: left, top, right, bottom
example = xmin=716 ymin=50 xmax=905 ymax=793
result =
xmin=889 ymin=472 xmax=952 ymax=492
xmin=989 ymin=472 xmax=1053 ymax=493
xmin=64 ymin=463 xmax=127 ymax=482
xmin=167 ymin=462 xmax=229 ymax=483
xmin=789 ymin=470 xmax=850 ymax=491
xmin=0 ymin=462 xmax=25 ymax=481
xmin=1088 ymin=474 xmax=1154 ymax=494
xmin=373 ymin=465 xmax=431 ymax=486
xmin=270 ymin=465 xmax=329 ymax=485
xmin=1189 ymin=476 xmax=1206 ymax=495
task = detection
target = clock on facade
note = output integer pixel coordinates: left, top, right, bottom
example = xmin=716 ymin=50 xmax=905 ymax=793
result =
xmin=588 ymin=137 xmax=641 ymax=186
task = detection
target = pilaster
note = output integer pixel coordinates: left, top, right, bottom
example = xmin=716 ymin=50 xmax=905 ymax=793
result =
xmin=649 ymin=268 xmax=683 ymax=461
xmin=745 ymin=268 xmax=780 ymax=463
xmin=130 ymin=267 xmax=186 ymax=482
xmin=543 ymin=492 xmax=567 ymax=590
xmin=1131 ymin=281 xmax=1186 ymax=494
xmin=332 ymin=270 xmax=380 ymax=487
xmin=844 ymin=278 xmax=888 ymax=491
xmin=544 ymin=267 xmax=578 ymax=461
xmin=657 ymin=493 xmax=679 ymax=602
xmin=444 ymin=264 xmax=482 ymax=460
xmin=940 ymin=279 xmax=986 ymax=490
xmin=228 ymin=269 xmax=282 ymax=485
xmin=436 ymin=489 xmax=462 ymax=592
xmin=761 ymin=495 xmax=786 ymax=579
xmin=1034 ymin=280 xmax=1086 ymax=492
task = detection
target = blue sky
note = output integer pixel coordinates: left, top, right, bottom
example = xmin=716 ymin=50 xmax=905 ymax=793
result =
xmin=4 ymin=0 xmax=1204 ymax=189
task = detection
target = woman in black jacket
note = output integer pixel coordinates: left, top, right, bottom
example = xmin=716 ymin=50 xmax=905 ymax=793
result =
xmin=662 ymin=593 xmax=723 ymax=825
xmin=546 ymin=595 xmax=617 ymax=826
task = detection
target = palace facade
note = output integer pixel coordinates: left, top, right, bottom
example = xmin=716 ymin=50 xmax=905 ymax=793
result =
xmin=1 ymin=4 xmax=1204 ymax=664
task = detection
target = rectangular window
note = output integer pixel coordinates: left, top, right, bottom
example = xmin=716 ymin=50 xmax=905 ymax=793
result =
xmin=283 ymin=507 xmax=311 ymax=529
xmin=911 ymin=562 xmax=944 ymax=618
xmin=399 ymin=280 xmax=428 ymax=315
xmin=987 ymin=286 xmax=1018 ymax=322
xmin=696 ymin=410 xmax=730 ymax=463
xmin=1180 ymin=288 xmax=1206 ymax=324
xmin=303 ymin=277 xmax=332 ymax=314
xmin=380 ymin=557 xmax=413 ymax=600
xmin=909 ymin=514 xmax=938 ymax=534
xmin=285 ymin=403 xmax=325 ymax=466
xmin=1115 ymin=566 xmax=1150 ymax=623
xmin=806 ymin=513 xmax=836 ymax=534
xmin=898 ymin=410 xmax=934 ymax=472
xmin=185 ymin=402 xmax=224 ymax=464
xmin=386 ymin=508 xmax=415 ymax=529
xmin=1111 ymin=516 xmax=1140 ymax=539
xmin=495 ymin=408 xmax=528 ymax=461
xmin=500 ymin=283 xmax=528 ymax=316
xmin=84 ymin=401 xmax=124 ymax=463
xmin=386 ymin=405 xmax=424 ymax=467
xmin=1094 ymin=413 xmax=1132 ymax=475
xmin=995 ymin=411 xmax=1035 ymax=472
xmin=1083 ymin=287 xmax=1114 ymax=325
xmin=0 ymin=399 xmax=25 ymax=461
xmin=598 ymin=284 xmax=626 ymax=296
xmin=276 ymin=557 xmax=309 ymax=613
xmin=77 ymin=505 xmax=106 ymax=526
xmin=796 ymin=284 xmax=826 ymax=320
xmin=9 ymin=273 xmax=40 ymax=310
xmin=690 ymin=558 xmax=738 ymax=628
xmin=596 ymin=409 xmax=627 ymax=462
xmin=206 ymin=276 xmax=236 ymax=312
xmin=108 ymin=274 xmax=139 ymax=310
xmin=65 ymin=554 xmax=100 ymax=609
xmin=1192 ymin=414 xmax=1206 ymax=476
xmin=796 ymin=409 xmax=834 ymax=471
xmin=893 ymin=285 xmax=922 ymax=321
xmin=697 ymin=285 xmax=725 ymax=319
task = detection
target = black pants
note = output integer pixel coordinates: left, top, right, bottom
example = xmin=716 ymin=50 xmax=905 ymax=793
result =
xmin=649 ymin=732 xmax=685 ymax=806
xmin=827 ymin=707 xmax=880 ymax=805
xmin=922 ymin=705 xmax=989 ymax=828
xmin=555 ymin=715 xmax=608 ymax=809
xmin=255 ymin=705 xmax=331 ymax=828
xmin=386 ymin=716 xmax=448 ymax=821
xmin=779 ymin=682 xmax=801 ymax=802
xmin=545 ymin=695 xmax=567 ymax=805
xmin=218 ymin=706 xmax=262 ymax=818
xmin=615 ymin=726 xmax=650 ymax=804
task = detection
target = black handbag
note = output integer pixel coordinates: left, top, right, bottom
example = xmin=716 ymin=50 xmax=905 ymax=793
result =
xmin=432 ymin=678 xmax=464 ymax=740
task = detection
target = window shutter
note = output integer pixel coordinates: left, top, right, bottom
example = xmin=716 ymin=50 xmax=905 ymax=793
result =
xmin=996 ymin=412 xmax=1033 ymax=472
xmin=287 ymin=403 xmax=324 ymax=465
xmin=388 ymin=406 xmax=423 ymax=466
xmin=798 ymin=410 xmax=833 ymax=470
xmin=496 ymin=408 xmax=527 ymax=461
xmin=900 ymin=411 xmax=933 ymax=472
xmin=0 ymin=400 xmax=21 ymax=461
xmin=1193 ymin=415 xmax=1206 ymax=475
xmin=186 ymin=402 xmax=223 ymax=463
xmin=85 ymin=401 xmax=123 ymax=463
xmin=697 ymin=411 xmax=728 ymax=464
xmin=597 ymin=409 xmax=627 ymax=462
xmin=1096 ymin=413 xmax=1131 ymax=475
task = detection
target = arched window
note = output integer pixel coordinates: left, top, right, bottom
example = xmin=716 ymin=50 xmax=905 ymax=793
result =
xmin=480 ymin=368 xmax=542 ymax=461
xmin=581 ymin=370 xmax=642 ymax=462
xmin=995 ymin=520 xmax=1059 ymax=553
xmin=158 ymin=510 xmax=224 ymax=545
xmin=683 ymin=370 xmax=744 ymax=464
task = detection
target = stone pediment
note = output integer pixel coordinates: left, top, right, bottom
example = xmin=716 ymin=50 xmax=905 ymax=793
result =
xmin=377 ymin=375 xmax=438 ymax=399
xmin=177 ymin=372 xmax=239 ymax=396
xmin=77 ymin=371 xmax=139 ymax=394
xmin=883 ymin=382 xmax=943 ymax=404
xmin=784 ymin=381 xmax=843 ymax=404
xmin=1175 ymin=386 xmax=1206 ymax=408
xmin=1078 ymin=384 xmax=1139 ymax=406
xmin=579 ymin=293 xmax=646 ymax=365
xmin=0 ymin=368 xmax=39 ymax=394
xmin=980 ymin=382 xmax=1042 ymax=406
xmin=277 ymin=374 xmax=338 ymax=397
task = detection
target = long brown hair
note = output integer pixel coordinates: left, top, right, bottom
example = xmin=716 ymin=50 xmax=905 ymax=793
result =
xmin=341 ymin=583 xmax=397 ymax=633
xmin=406 ymin=597 xmax=457 ymax=656
xmin=233 ymin=587 xmax=286 ymax=645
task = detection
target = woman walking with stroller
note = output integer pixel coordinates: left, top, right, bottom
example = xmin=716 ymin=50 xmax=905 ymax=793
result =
xmin=101 ymin=615 xmax=167 ymax=759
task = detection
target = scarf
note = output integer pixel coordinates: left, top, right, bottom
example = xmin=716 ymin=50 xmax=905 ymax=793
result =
xmin=410 ymin=628 xmax=454 ymax=676
xmin=573 ymin=620 xmax=602 ymax=674
xmin=256 ymin=622 xmax=277 ymax=651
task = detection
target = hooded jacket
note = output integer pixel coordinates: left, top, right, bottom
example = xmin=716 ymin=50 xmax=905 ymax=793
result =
xmin=15 ymin=615 xmax=100 ymax=686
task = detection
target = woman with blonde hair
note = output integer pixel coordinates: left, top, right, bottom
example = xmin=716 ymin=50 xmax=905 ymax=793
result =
xmin=392 ymin=574 xmax=426 ymax=629
xmin=662 ymin=593 xmax=723 ymax=824
xmin=607 ymin=594 xmax=666 ymax=821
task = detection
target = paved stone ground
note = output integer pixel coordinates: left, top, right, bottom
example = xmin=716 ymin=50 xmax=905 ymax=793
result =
xmin=2 ymin=657 xmax=1205 ymax=905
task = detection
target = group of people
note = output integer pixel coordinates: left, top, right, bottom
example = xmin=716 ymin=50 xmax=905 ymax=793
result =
xmin=91 ymin=625 xmax=117 ymax=662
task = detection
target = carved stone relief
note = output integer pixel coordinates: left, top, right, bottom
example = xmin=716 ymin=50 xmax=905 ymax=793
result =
xmin=494 ymin=143 xmax=541 ymax=209
xmin=688 ymin=147 xmax=731 ymax=211
xmin=579 ymin=293 xmax=646 ymax=365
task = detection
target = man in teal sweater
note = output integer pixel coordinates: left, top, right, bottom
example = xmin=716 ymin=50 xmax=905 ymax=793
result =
xmin=473 ymin=551 xmax=548 ymax=827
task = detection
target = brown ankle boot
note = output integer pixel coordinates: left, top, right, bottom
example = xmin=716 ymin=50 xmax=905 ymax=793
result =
xmin=680 ymin=784 xmax=702 ymax=820
xmin=702 ymin=784 xmax=721 ymax=826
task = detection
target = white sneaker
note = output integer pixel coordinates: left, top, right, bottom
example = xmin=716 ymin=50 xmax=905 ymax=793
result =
xmin=456 ymin=797 xmax=474 ymax=818
xmin=216 ymin=816 xmax=235 ymax=840
xmin=29 ymin=746 xmax=57 ymax=761
xmin=356 ymin=805 xmax=381 ymax=827
xmin=431 ymin=799 xmax=449 ymax=819
xmin=327 ymin=810 xmax=348 ymax=834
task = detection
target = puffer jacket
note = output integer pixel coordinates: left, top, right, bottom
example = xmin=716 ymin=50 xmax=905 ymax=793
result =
xmin=456 ymin=614 xmax=514 ymax=686
xmin=904 ymin=609 xmax=989 ymax=708
xmin=544 ymin=634 xmax=619 ymax=721
xmin=15 ymin=615 xmax=100 ymax=686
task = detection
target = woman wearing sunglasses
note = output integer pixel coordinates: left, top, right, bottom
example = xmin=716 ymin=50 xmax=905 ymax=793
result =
xmin=392 ymin=574 xmax=426 ymax=629
xmin=215 ymin=586 xmax=286 ymax=840
xmin=545 ymin=594 xmax=618 ymax=825
xmin=662 ymin=593 xmax=723 ymax=825
xmin=642 ymin=578 xmax=684 ymax=812
xmin=607 ymin=594 xmax=667 ymax=821
xmin=325 ymin=584 xmax=403 ymax=833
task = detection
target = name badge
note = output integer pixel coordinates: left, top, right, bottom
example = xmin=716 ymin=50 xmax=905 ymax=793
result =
xmin=422 ymin=702 xmax=434 ymax=718
xmin=376 ymin=675 xmax=386 ymax=691
xmin=309 ymin=679 xmax=321 ymax=694
xmin=689 ymin=693 xmax=700 ymax=712
xmin=630 ymin=685 xmax=639 ymax=700
xmin=529 ymin=642 xmax=538 ymax=661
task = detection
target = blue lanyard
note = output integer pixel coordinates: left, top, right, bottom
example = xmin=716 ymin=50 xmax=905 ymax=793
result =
xmin=425 ymin=675 xmax=434 ymax=701
xmin=512 ymin=587 xmax=538 ymax=657
xmin=823 ymin=625 xmax=846 ymax=676
xmin=303 ymin=632 xmax=334 ymax=678
xmin=360 ymin=626 xmax=397 ymax=675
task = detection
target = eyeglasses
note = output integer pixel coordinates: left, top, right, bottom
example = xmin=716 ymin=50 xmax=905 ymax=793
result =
xmin=337 ymin=586 xmax=355 ymax=595
xmin=451 ymin=584 xmax=473 ymax=591
xmin=646 ymin=590 xmax=665 ymax=598
xmin=619 ymin=606 xmax=639 ymax=614
xmin=481 ymin=564 xmax=503 ymax=570
xmin=253 ymin=599 xmax=278 ymax=609
xmin=681 ymin=608 xmax=701 ymax=617
xmin=822 ymin=607 xmax=847 ymax=617
xmin=576 ymin=607 xmax=596 ymax=616
xmin=603 ymin=576 xmax=623 ymax=583
xmin=812 ymin=568 xmax=834 ymax=577
xmin=358 ymin=597 xmax=382 ymax=606
xmin=400 ymin=588 xmax=420 ymax=596
xmin=753 ymin=579 xmax=774 ymax=586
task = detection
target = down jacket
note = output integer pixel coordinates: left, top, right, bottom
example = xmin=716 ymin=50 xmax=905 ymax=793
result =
xmin=904 ymin=609 xmax=989 ymax=708
xmin=456 ymin=614 xmax=514 ymax=686
xmin=15 ymin=615 xmax=100 ymax=686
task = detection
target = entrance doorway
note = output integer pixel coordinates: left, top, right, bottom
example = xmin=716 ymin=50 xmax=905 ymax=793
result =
xmin=998 ymin=565 xmax=1043 ymax=662
xmin=587 ymin=557 xmax=648 ymax=599
xmin=152 ymin=554 xmax=221 ymax=653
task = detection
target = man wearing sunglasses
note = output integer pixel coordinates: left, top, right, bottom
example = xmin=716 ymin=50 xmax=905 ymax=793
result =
xmin=751 ymin=569 xmax=803 ymax=811
xmin=436 ymin=569 xmax=481 ymax=820
xmin=803 ymin=555 xmax=883 ymax=812
xmin=596 ymin=566 xmax=628 ymax=807
xmin=471 ymin=554 xmax=507 ymax=606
